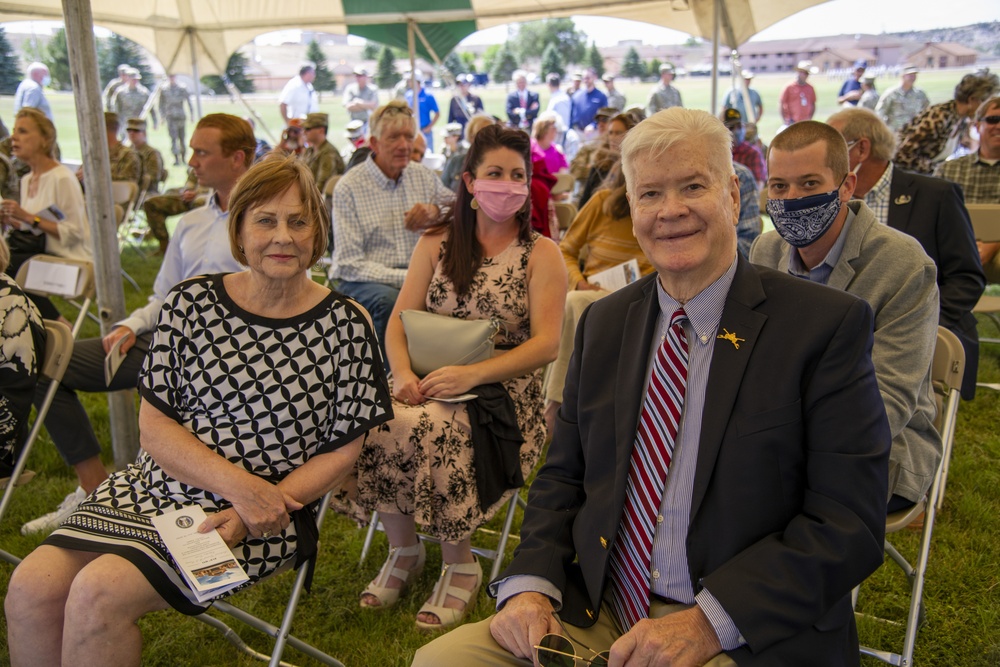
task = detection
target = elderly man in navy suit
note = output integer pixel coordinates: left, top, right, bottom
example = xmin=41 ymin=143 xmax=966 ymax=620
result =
xmin=413 ymin=108 xmax=890 ymax=666
xmin=506 ymin=70 xmax=540 ymax=130
xmin=827 ymin=107 xmax=985 ymax=399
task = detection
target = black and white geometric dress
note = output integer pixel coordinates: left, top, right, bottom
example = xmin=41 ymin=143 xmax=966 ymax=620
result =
xmin=46 ymin=274 xmax=392 ymax=614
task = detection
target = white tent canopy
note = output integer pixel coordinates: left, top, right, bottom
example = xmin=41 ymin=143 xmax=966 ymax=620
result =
xmin=0 ymin=0 xmax=829 ymax=76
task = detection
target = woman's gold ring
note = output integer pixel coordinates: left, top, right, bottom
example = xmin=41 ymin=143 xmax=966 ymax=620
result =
xmin=262 ymin=531 xmax=272 ymax=539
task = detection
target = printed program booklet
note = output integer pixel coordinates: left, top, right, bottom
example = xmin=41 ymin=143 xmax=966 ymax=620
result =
xmin=103 ymin=334 xmax=129 ymax=385
xmin=150 ymin=506 xmax=249 ymax=602
xmin=587 ymin=258 xmax=641 ymax=292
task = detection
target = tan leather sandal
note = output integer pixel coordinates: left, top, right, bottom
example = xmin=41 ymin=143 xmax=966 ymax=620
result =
xmin=359 ymin=541 xmax=426 ymax=609
xmin=415 ymin=558 xmax=482 ymax=631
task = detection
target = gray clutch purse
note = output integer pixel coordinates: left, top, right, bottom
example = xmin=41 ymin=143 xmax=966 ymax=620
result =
xmin=399 ymin=309 xmax=502 ymax=377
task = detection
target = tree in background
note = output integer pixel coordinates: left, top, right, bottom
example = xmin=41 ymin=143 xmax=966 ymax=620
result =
xmin=361 ymin=41 xmax=381 ymax=60
xmin=41 ymin=28 xmax=72 ymax=91
xmin=306 ymin=39 xmax=335 ymax=96
xmin=513 ymin=18 xmax=587 ymax=68
xmin=442 ymin=52 xmax=464 ymax=80
xmin=586 ymin=42 xmax=605 ymax=78
xmin=621 ymin=46 xmax=647 ymax=79
xmin=481 ymin=44 xmax=502 ymax=76
xmin=98 ymin=34 xmax=153 ymax=88
xmin=459 ymin=51 xmax=477 ymax=74
xmin=201 ymin=52 xmax=255 ymax=95
xmin=649 ymin=58 xmax=662 ymax=80
xmin=0 ymin=27 xmax=22 ymax=95
xmin=491 ymin=42 xmax=519 ymax=84
xmin=375 ymin=45 xmax=399 ymax=90
xmin=540 ymin=43 xmax=565 ymax=79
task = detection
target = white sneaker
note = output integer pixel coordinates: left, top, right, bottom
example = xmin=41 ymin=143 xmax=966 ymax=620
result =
xmin=21 ymin=486 xmax=87 ymax=535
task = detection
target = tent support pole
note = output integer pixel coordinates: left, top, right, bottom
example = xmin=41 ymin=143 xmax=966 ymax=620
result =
xmin=189 ymin=28 xmax=203 ymax=119
xmin=61 ymin=0 xmax=140 ymax=468
xmin=408 ymin=20 xmax=419 ymax=129
xmin=711 ymin=0 xmax=720 ymax=114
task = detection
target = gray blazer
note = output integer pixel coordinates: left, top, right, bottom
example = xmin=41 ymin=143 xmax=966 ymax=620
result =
xmin=751 ymin=200 xmax=941 ymax=503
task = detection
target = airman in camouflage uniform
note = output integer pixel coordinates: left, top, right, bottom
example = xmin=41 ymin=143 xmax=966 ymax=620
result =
xmin=125 ymin=118 xmax=166 ymax=193
xmin=159 ymin=74 xmax=193 ymax=165
xmin=303 ymin=112 xmax=345 ymax=192
xmin=112 ymin=69 xmax=157 ymax=139
xmin=875 ymin=67 xmax=930 ymax=132
xmin=102 ymin=64 xmax=131 ymax=111
xmin=141 ymin=167 xmax=207 ymax=255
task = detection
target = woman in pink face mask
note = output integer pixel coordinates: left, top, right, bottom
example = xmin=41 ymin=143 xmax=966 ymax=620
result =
xmin=354 ymin=125 xmax=567 ymax=630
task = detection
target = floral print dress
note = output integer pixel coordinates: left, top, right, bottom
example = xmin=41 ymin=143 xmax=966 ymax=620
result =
xmin=356 ymin=233 xmax=546 ymax=543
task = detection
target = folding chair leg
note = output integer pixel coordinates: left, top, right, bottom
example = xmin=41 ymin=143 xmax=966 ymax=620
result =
xmin=488 ymin=494 xmax=523 ymax=582
xmin=0 ymin=364 xmax=65 ymax=565
xmin=359 ymin=510 xmax=380 ymax=566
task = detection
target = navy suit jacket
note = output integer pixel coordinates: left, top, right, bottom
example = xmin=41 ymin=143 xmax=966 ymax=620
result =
xmin=505 ymin=90 xmax=540 ymax=129
xmin=501 ymin=257 xmax=890 ymax=665
xmin=887 ymin=167 xmax=985 ymax=399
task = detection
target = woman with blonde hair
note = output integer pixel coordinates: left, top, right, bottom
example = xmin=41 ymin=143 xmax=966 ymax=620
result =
xmin=0 ymin=107 xmax=91 ymax=321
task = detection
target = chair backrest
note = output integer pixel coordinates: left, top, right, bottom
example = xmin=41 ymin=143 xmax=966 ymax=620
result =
xmin=40 ymin=319 xmax=74 ymax=383
xmin=931 ymin=326 xmax=965 ymax=431
xmin=555 ymin=202 xmax=577 ymax=231
xmin=551 ymin=172 xmax=575 ymax=196
xmin=323 ymin=175 xmax=340 ymax=199
xmin=111 ymin=180 xmax=139 ymax=207
xmin=966 ymin=203 xmax=1000 ymax=243
xmin=14 ymin=255 xmax=96 ymax=301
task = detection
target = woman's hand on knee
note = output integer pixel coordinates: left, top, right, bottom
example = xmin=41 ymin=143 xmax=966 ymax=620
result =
xmin=199 ymin=508 xmax=249 ymax=548
xmin=230 ymin=477 xmax=302 ymax=538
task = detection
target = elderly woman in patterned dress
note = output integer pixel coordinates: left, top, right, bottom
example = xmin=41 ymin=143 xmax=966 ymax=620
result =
xmin=5 ymin=156 xmax=392 ymax=667
xmin=355 ymin=125 xmax=566 ymax=630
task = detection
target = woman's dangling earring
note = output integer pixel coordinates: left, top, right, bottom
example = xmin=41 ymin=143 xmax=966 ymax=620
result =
xmin=470 ymin=197 xmax=479 ymax=210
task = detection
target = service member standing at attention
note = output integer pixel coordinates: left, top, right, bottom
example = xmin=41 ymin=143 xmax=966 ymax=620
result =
xmin=159 ymin=73 xmax=194 ymax=166
xmin=646 ymin=63 xmax=682 ymax=116
xmin=413 ymin=107 xmax=891 ymax=667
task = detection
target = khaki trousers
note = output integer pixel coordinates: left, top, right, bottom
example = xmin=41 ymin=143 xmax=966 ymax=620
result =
xmin=412 ymin=598 xmax=738 ymax=667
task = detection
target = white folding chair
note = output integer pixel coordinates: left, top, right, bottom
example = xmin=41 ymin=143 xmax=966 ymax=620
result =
xmin=858 ymin=326 xmax=964 ymax=667
xmin=194 ymin=489 xmax=345 ymax=667
xmin=551 ymin=171 xmax=576 ymax=196
xmin=0 ymin=320 xmax=74 ymax=565
xmin=359 ymin=491 xmax=526 ymax=583
xmin=14 ymin=255 xmax=96 ymax=339
xmin=967 ymin=203 xmax=1000 ymax=344
xmin=555 ymin=201 xmax=578 ymax=232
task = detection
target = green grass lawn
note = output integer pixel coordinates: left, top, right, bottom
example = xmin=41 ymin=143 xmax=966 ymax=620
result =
xmin=0 ymin=66 xmax=997 ymax=665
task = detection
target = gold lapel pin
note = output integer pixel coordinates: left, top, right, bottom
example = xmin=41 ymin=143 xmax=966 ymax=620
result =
xmin=894 ymin=194 xmax=912 ymax=205
xmin=717 ymin=329 xmax=745 ymax=350
xmin=600 ymin=536 xmax=608 ymax=549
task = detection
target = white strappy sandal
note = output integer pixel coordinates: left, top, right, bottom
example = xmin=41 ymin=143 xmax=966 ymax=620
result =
xmin=359 ymin=541 xmax=426 ymax=608
xmin=415 ymin=558 xmax=482 ymax=631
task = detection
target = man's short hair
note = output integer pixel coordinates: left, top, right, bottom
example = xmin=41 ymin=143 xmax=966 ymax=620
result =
xmin=512 ymin=70 xmax=528 ymax=82
xmin=299 ymin=65 xmax=315 ymax=77
xmin=826 ymin=107 xmax=897 ymax=162
xmin=370 ymin=100 xmax=416 ymax=140
xmin=768 ymin=121 xmax=849 ymax=183
xmin=620 ymin=107 xmax=734 ymax=197
xmin=195 ymin=113 xmax=255 ymax=169
xmin=976 ymin=96 xmax=1000 ymax=121
xmin=546 ymin=73 xmax=561 ymax=88
xmin=26 ymin=62 xmax=48 ymax=76
xmin=227 ymin=155 xmax=328 ymax=268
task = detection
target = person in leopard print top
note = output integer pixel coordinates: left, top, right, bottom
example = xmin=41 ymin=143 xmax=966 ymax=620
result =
xmin=894 ymin=69 xmax=999 ymax=174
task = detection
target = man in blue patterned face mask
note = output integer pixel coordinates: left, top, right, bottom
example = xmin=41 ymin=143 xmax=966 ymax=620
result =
xmin=751 ymin=120 xmax=942 ymax=518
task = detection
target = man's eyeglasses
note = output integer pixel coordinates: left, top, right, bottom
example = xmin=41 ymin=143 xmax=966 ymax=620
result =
xmin=534 ymin=633 xmax=610 ymax=666
xmin=980 ymin=115 xmax=1000 ymax=125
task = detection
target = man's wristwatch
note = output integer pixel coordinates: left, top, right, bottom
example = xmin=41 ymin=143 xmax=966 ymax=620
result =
xmin=31 ymin=216 xmax=41 ymax=229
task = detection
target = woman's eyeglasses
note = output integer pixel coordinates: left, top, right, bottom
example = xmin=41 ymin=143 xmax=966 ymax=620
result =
xmin=534 ymin=633 xmax=610 ymax=666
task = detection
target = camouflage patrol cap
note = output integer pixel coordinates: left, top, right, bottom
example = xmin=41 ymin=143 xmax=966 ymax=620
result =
xmin=126 ymin=118 xmax=147 ymax=132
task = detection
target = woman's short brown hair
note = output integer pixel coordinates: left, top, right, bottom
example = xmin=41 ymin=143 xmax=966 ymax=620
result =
xmin=227 ymin=155 xmax=329 ymax=268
